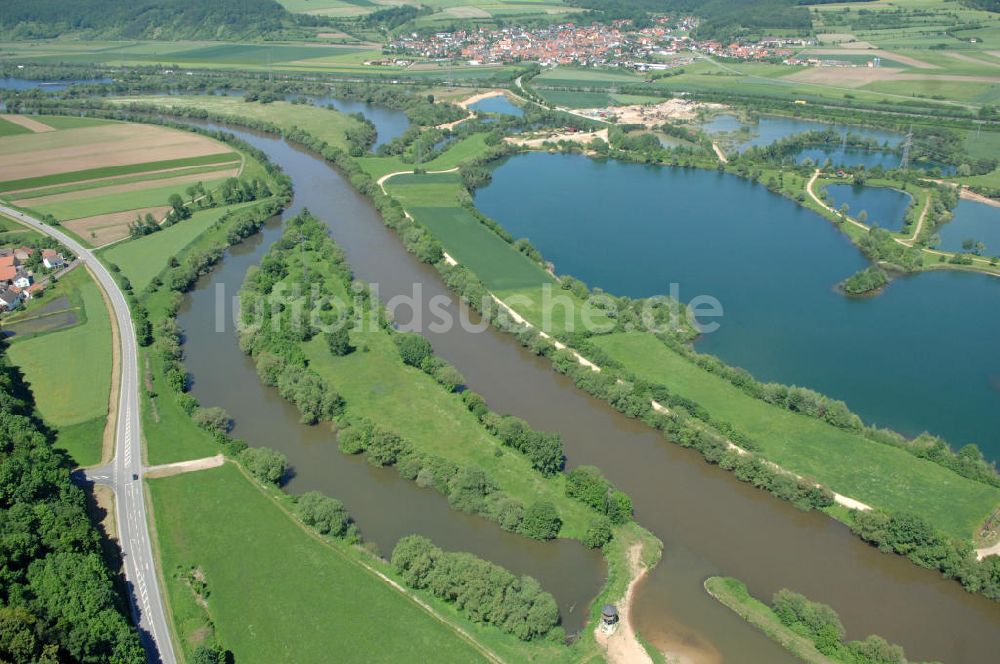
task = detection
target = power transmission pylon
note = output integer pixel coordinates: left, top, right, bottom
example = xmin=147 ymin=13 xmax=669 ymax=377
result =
xmin=899 ymin=125 xmax=913 ymax=170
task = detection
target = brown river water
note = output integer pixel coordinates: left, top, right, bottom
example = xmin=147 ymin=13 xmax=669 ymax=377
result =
xmin=176 ymin=125 xmax=1000 ymax=662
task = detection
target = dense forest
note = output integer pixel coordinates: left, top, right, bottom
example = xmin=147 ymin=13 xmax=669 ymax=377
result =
xmin=569 ymin=0 xmax=815 ymax=40
xmin=0 ymin=0 xmax=301 ymax=40
xmin=0 ymin=346 xmax=144 ymax=662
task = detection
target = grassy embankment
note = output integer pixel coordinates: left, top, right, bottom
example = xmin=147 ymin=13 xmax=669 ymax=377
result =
xmin=5 ymin=266 xmax=112 ymax=466
xmin=703 ymin=576 xmax=834 ymax=664
xmin=363 ymin=141 xmax=1000 ymax=542
xmin=148 ymin=462 xmax=494 ymax=664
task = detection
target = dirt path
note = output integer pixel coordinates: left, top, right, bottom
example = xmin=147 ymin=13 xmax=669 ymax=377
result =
xmin=712 ymin=142 xmax=728 ymax=164
xmin=376 ymin=166 xmax=460 ymax=192
xmin=595 ymin=543 xmax=652 ymax=664
xmin=144 ymin=454 xmax=225 ymax=478
xmin=976 ymin=540 xmax=1000 ymax=561
xmin=896 ymin=189 xmax=931 ymax=245
xmin=4 ymin=114 xmax=56 ymax=133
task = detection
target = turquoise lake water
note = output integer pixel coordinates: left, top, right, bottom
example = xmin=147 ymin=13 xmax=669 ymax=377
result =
xmin=476 ymin=152 xmax=1000 ymax=457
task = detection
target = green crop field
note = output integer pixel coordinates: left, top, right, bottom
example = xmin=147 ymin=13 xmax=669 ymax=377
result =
xmin=101 ymin=202 xmax=259 ymax=292
xmin=591 ymin=332 xmax=1000 ymax=540
xmin=0 ymin=152 xmax=239 ymax=193
xmin=111 ymin=96 xmax=365 ymax=151
xmin=385 ymin=171 xmax=610 ymax=333
xmin=535 ymin=67 xmax=645 ymax=88
xmin=148 ymin=463 xmax=489 ymax=664
xmin=11 ymin=163 xmax=240 ymax=201
xmin=28 ymin=177 xmax=231 ymax=220
xmin=7 ymin=267 xmax=112 ymax=466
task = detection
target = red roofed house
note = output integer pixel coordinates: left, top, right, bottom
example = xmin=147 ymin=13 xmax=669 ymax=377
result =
xmin=0 ymin=265 xmax=17 ymax=284
xmin=0 ymin=255 xmax=16 ymax=269
xmin=13 ymin=247 xmax=33 ymax=261
xmin=42 ymin=250 xmax=66 ymax=270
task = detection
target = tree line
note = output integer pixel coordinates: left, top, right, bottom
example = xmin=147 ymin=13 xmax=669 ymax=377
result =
xmin=392 ymin=535 xmax=562 ymax=642
xmin=0 ymin=348 xmax=144 ymax=662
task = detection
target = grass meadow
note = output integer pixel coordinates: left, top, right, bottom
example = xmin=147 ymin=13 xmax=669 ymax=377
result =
xmin=148 ymin=463 xmax=489 ymax=664
xmin=7 ymin=267 xmax=112 ymax=466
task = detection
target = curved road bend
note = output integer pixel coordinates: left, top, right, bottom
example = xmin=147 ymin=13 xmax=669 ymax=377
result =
xmin=0 ymin=205 xmax=176 ymax=664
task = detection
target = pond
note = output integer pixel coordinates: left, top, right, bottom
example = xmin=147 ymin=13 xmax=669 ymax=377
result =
xmin=701 ymin=113 xmax=901 ymax=150
xmin=475 ymin=152 xmax=1000 ymax=457
xmin=823 ymin=183 xmax=913 ymax=232
xmin=469 ymin=94 xmax=524 ymax=117
xmin=938 ymin=198 xmax=1000 ymax=256
xmin=0 ymin=76 xmax=113 ymax=91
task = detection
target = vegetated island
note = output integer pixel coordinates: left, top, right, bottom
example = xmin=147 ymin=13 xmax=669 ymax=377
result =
xmin=839 ymin=266 xmax=889 ymax=296
xmin=704 ymin=576 xmax=940 ymax=664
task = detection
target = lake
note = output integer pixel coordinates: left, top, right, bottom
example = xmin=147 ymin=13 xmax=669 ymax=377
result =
xmin=476 ymin=152 xmax=1000 ymax=456
xmin=469 ymin=94 xmax=524 ymax=117
xmin=938 ymin=198 xmax=1000 ymax=256
xmin=823 ymin=183 xmax=913 ymax=232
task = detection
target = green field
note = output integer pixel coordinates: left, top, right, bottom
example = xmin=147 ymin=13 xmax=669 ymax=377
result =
xmin=149 ymin=463 xmax=491 ymax=663
xmin=591 ymin=332 xmax=1000 ymax=540
xmin=7 ymin=267 xmax=112 ymax=466
xmin=0 ymin=152 xmax=239 ymax=193
xmin=385 ymin=171 xmax=610 ymax=333
xmin=101 ymin=203 xmax=257 ymax=292
xmin=27 ymin=176 xmax=231 ymax=220
xmin=0 ymin=116 xmax=32 ymax=137
xmin=358 ymin=134 xmax=491 ymax=180
xmin=111 ymin=96 xmax=365 ymax=151
xmin=11 ymin=163 xmax=240 ymax=201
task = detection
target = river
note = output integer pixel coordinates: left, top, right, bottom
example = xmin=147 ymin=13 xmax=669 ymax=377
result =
xmin=177 ymin=122 xmax=1000 ymax=662
xmin=476 ymin=152 xmax=1000 ymax=458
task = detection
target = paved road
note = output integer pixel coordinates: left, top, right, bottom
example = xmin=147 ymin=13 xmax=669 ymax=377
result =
xmin=0 ymin=205 xmax=176 ymax=664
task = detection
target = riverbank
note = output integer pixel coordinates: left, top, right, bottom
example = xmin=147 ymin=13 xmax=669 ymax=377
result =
xmin=704 ymin=576 xmax=938 ymax=664
xmin=77 ymin=100 xmax=1000 ymax=663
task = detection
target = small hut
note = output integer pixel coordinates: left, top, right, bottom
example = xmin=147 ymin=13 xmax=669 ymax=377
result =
xmin=600 ymin=604 xmax=619 ymax=634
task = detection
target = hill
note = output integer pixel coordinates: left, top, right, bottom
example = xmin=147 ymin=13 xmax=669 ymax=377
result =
xmin=0 ymin=0 xmax=307 ymax=40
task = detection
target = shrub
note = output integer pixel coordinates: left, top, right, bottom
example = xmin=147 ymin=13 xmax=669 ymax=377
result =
xmin=583 ymin=518 xmax=614 ymax=549
xmin=296 ymin=491 xmax=351 ymax=538
xmin=520 ymin=501 xmax=562 ymax=540
xmin=394 ymin=332 xmax=433 ymax=367
xmin=240 ymin=447 xmax=287 ymax=485
xmin=325 ymin=327 xmax=354 ymax=356
xmin=192 ymin=406 xmax=231 ymax=434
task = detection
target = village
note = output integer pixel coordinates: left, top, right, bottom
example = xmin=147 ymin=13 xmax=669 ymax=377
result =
xmin=385 ymin=17 xmax=817 ymax=70
xmin=0 ymin=244 xmax=68 ymax=312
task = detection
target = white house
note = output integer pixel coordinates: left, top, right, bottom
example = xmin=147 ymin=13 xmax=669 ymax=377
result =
xmin=0 ymin=288 xmax=22 ymax=311
xmin=42 ymin=250 xmax=66 ymax=270
xmin=13 ymin=271 xmax=32 ymax=289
